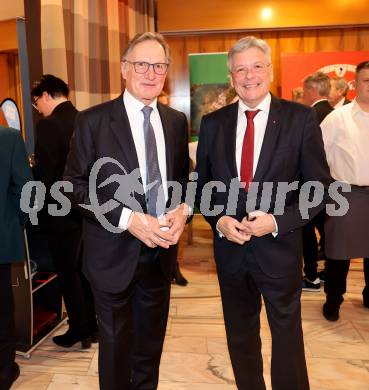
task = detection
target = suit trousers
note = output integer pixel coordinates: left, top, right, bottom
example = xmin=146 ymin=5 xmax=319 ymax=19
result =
xmin=93 ymin=248 xmax=171 ymax=390
xmin=0 ymin=264 xmax=15 ymax=390
xmin=48 ymin=229 xmax=97 ymax=336
xmin=325 ymin=258 xmax=369 ymax=306
xmin=217 ymin=245 xmax=309 ymax=390
xmin=302 ymin=210 xmax=326 ymax=280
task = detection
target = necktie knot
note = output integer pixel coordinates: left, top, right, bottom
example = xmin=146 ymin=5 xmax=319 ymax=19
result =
xmin=245 ymin=109 xmax=260 ymax=121
xmin=142 ymin=105 xmax=153 ymax=119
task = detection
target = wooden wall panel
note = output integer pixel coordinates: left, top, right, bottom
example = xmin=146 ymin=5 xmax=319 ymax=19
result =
xmin=158 ymin=0 xmax=369 ymax=33
xmin=0 ymin=19 xmax=18 ymax=51
xmin=0 ymin=1 xmax=24 ymax=21
xmin=164 ymin=27 xmax=369 ymax=122
xmin=0 ymin=53 xmax=23 ymax=131
xmin=0 ymin=55 xmax=11 ymax=101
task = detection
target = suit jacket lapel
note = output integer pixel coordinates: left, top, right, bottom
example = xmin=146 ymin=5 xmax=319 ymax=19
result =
xmin=157 ymin=103 xmax=174 ymax=181
xmin=253 ymin=95 xmax=282 ymax=183
xmin=109 ymin=95 xmax=146 ymax=210
xmin=223 ymin=102 xmax=239 ymax=179
xmin=109 ymin=95 xmax=141 ymax=174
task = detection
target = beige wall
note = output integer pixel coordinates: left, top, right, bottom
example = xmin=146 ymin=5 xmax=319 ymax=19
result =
xmin=0 ymin=1 xmax=24 ymax=21
xmin=158 ymin=0 xmax=369 ymax=32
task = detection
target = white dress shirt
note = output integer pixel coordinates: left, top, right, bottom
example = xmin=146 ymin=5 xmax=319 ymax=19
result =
xmin=217 ymin=93 xmax=278 ymax=235
xmin=321 ymin=99 xmax=369 ymax=186
xmin=334 ymin=97 xmax=346 ymax=109
xmin=118 ymin=90 xmax=168 ymax=229
xmin=236 ymin=93 xmax=271 ymax=178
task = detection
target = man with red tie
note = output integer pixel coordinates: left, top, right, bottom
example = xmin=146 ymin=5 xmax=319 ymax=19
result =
xmin=195 ymin=36 xmax=331 ymax=390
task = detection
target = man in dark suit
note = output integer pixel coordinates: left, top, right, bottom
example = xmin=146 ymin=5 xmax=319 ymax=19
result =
xmin=64 ymin=32 xmax=190 ymax=390
xmin=0 ymin=112 xmax=32 ymax=390
xmin=303 ymin=72 xmax=334 ymax=123
xmin=31 ymin=75 xmax=97 ymax=348
xmin=302 ymin=72 xmax=334 ymax=291
xmin=195 ymin=36 xmax=331 ymax=390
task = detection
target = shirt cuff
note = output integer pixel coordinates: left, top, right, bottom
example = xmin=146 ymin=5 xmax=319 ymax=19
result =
xmin=270 ymin=214 xmax=278 ymax=237
xmin=118 ymin=207 xmax=133 ymax=231
xmin=215 ymin=220 xmax=224 ymax=238
xmin=186 ymin=204 xmax=193 ymax=216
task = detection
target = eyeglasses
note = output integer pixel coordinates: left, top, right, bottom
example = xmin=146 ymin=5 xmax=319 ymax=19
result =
xmin=32 ymin=96 xmax=40 ymax=110
xmin=232 ymin=63 xmax=271 ymax=76
xmin=125 ymin=61 xmax=169 ymax=75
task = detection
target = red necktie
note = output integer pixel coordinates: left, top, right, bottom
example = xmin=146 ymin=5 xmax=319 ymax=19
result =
xmin=241 ymin=110 xmax=260 ymax=191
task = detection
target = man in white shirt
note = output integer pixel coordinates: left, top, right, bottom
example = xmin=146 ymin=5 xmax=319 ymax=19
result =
xmin=328 ymin=77 xmax=351 ymax=109
xmin=65 ymin=32 xmax=190 ymax=390
xmin=195 ymin=36 xmax=331 ymax=390
xmin=320 ymin=60 xmax=369 ymax=321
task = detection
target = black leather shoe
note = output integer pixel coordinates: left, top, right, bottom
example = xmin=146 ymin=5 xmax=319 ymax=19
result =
xmin=364 ymin=296 xmax=369 ymax=309
xmin=90 ymin=330 xmax=99 ymax=343
xmin=10 ymin=362 xmax=20 ymax=387
xmin=53 ymin=329 xmax=91 ymax=349
xmin=173 ymin=262 xmax=188 ymax=286
xmin=322 ymin=303 xmax=340 ymax=321
xmin=1 ymin=362 xmax=20 ymax=390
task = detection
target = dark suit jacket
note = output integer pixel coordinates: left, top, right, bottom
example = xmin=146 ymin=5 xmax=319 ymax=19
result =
xmin=64 ymin=94 xmax=189 ymax=293
xmin=312 ymin=99 xmax=333 ymax=124
xmin=195 ymin=95 xmax=331 ymax=278
xmin=33 ymin=101 xmax=81 ymax=232
xmin=0 ymin=126 xmax=32 ymax=264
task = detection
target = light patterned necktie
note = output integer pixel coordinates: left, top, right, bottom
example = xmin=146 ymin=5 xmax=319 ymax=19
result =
xmin=142 ymin=106 xmax=165 ymax=216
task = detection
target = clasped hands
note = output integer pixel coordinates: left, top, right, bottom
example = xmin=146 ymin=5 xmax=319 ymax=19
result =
xmin=217 ymin=211 xmax=276 ymax=245
xmin=127 ymin=203 xmax=189 ymax=248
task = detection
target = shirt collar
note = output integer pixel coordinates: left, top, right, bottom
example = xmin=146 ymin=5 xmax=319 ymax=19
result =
xmin=123 ymin=89 xmax=158 ymax=113
xmin=238 ymin=93 xmax=271 ymax=115
xmin=312 ymin=98 xmax=329 ymax=107
xmin=352 ymin=98 xmax=369 ymax=116
xmin=334 ymin=97 xmax=345 ymax=109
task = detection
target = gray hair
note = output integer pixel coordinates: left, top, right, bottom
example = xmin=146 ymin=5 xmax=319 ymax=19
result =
xmin=121 ymin=32 xmax=171 ymax=64
xmin=228 ymin=36 xmax=271 ymax=70
xmin=331 ymin=77 xmax=349 ymax=96
xmin=303 ymin=72 xmax=331 ymax=97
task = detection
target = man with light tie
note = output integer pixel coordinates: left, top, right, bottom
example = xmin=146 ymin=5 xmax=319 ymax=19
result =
xmin=64 ymin=32 xmax=190 ymax=390
xmin=320 ymin=60 xmax=369 ymax=321
xmin=195 ymin=36 xmax=331 ymax=390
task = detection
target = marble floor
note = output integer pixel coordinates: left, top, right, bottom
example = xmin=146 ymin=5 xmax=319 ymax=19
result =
xmin=13 ymin=215 xmax=369 ymax=389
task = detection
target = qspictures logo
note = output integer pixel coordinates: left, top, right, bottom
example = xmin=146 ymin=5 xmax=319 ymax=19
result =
xmin=19 ymin=157 xmax=351 ymax=233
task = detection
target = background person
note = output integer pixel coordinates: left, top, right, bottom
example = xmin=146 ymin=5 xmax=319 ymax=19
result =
xmin=158 ymin=90 xmax=188 ymax=286
xmin=31 ymin=74 xmax=97 ymax=348
xmin=0 ymin=111 xmax=32 ymax=390
xmin=328 ymin=77 xmax=351 ymax=109
xmin=301 ymin=71 xmax=333 ymax=291
xmin=292 ymin=86 xmax=304 ymax=103
xmin=320 ymin=61 xmax=369 ymax=321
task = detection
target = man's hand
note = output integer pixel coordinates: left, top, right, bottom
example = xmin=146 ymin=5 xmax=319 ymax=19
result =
xmin=166 ymin=203 xmax=190 ymax=244
xmin=241 ymin=210 xmax=276 ymax=237
xmin=217 ymin=216 xmax=251 ymax=245
xmin=127 ymin=212 xmax=175 ymax=249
